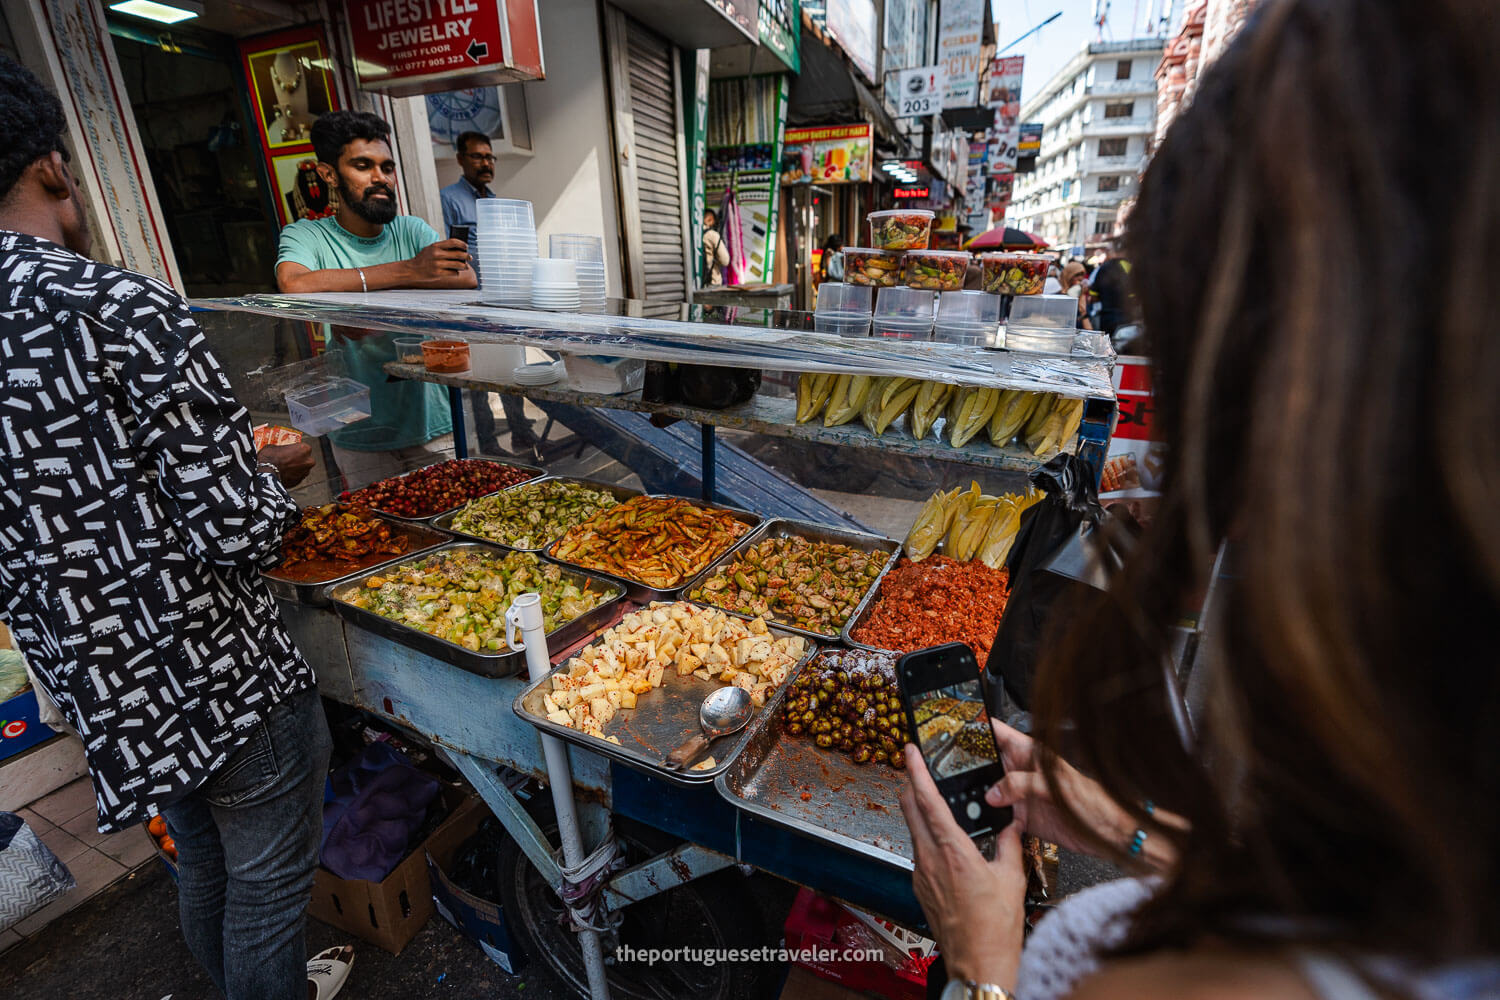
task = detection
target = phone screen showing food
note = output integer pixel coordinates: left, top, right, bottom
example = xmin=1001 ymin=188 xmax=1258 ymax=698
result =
xmin=911 ymin=678 xmax=996 ymax=780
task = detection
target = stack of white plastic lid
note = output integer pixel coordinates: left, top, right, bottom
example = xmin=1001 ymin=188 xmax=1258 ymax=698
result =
xmin=813 ymin=282 xmax=873 ymax=337
xmin=549 ymin=234 xmax=606 ymax=311
xmin=934 ymin=290 xmax=1001 ymax=347
xmin=872 ymin=286 xmax=935 ymax=340
xmin=531 ymin=258 xmax=581 ymax=311
xmin=476 ymin=199 xmax=537 ymax=306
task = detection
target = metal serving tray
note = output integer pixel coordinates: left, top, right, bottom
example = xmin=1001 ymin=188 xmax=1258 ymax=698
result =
xmin=840 ymin=543 xmax=1011 ymax=654
xmin=353 ymin=458 xmax=544 ymax=523
xmin=543 ymin=496 xmax=762 ymax=603
xmin=512 ymin=602 xmax=819 ymax=786
xmin=682 ymin=518 xmax=901 ymax=644
xmin=715 ymin=649 xmax=913 ymax=869
xmin=325 ymin=541 xmax=625 ymax=679
xmin=430 ymin=476 xmax=642 ymax=553
xmin=263 ymin=518 xmax=450 ymax=607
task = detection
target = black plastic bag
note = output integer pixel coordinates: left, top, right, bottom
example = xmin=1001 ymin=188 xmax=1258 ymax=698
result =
xmin=984 ymin=454 xmax=1122 ymax=713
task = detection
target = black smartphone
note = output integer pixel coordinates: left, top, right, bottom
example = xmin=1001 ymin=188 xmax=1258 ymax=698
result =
xmin=896 ymin=642 xmax=1011 ymax=837
xmin=449 ymin=224 xmax=471 ymax=243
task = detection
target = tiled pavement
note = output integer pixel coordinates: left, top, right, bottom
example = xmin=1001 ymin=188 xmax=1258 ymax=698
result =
xmin=1 ymin=776 xmax=157 ymax=952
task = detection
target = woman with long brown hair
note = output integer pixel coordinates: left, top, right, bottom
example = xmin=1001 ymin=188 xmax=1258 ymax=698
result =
xmin=900 ymin=0 xmax=1500 ymax=997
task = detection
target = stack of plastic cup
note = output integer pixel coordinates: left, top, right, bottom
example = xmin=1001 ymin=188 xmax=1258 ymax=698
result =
xmin=813 ymin=282 xmax=873 ymax=337
xmin=476 ymin=199 xmax=537 ymax=306
xmin=933 ymin=290 xmax=1002 ymax=347
xmin=531 ymin=258 xmax=581 ymax=311
xmin=872 ymin=286 xmax=936 ymax=340
xmin=549 ymin=234 xmax=606 ymax=311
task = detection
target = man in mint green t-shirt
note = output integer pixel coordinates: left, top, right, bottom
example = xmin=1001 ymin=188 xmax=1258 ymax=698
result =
xmin=276 ymin=110 xmax=476 ymax=486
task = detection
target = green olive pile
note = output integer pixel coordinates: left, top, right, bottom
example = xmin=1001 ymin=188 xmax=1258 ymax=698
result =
xmin=782 ymin=650 xmax=910 ymax=769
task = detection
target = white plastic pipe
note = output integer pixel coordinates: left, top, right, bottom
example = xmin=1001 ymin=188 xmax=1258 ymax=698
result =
xmin=506 ymin=593 xmax=612 ymax=1000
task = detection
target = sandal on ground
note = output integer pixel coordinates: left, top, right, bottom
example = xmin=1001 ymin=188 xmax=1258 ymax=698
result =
xmin=306 ymin=944 xmax=355 ymax=1000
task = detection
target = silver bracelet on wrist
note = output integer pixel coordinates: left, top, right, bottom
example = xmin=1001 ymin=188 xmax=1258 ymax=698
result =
xmin=357 ymin=267 xmax=368 ymax=293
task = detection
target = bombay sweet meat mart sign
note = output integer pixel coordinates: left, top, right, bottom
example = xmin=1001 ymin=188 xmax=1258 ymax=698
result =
xmin=345 ymin=0 xmax=544 ymax=97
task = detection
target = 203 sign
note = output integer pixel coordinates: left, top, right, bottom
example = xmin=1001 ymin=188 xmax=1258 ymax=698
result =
xmin=901 ymin=96 xmax=939 ymax=116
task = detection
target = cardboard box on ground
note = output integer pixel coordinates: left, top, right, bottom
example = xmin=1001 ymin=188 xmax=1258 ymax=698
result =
xmin=424 ymin=799 xmax=524 ymax=974
xmin=307 ymin=783 xmax=478 ymax=955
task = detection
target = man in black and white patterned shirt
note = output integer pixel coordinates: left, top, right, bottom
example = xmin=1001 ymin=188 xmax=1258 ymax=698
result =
xmin=0 ymin=56 xmax=347 ymax=1000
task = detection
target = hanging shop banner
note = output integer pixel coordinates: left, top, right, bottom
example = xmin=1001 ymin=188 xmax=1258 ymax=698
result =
xmin=1102 ymin=356 xmax=1165 ymax=499
xmin=988 ymin=124 xmax=1020 ymax=176
xmin=939 ymin=0 xmax=986 ymax=109
xmin=825 ymin=0 xmax=879 ymax=84
xmin=986 ymin=55 xmax=1025 ymax=128
xmin=344 ymin=0 xmax=544 ymax=97
xmin=964 ymin=139 xmax=988 ymax=209
xmin=780 ymin=124 xmax=873 ymax=185
xmin=1016 ymin=122 xmax=1043 ymax=173
xmin=894 ymin=65 xmax=948 ymax=118
xmin=758 ymin=0 xmax=801 ymax=73
xmin=238 ymin=26 xmax=345 ymax=227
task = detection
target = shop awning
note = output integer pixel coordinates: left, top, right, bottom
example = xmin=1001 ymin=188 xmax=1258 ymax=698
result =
xmin=787 ymin=19 xmax=903 ymax=148
xmin=608 ymin=0 xmax=758 ymax=49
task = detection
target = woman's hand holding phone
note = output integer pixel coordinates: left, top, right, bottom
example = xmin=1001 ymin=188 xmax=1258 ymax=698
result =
xmin=984 ymin=719 xmax=1184 ymax=872
xmin=900 ymin=741 xmax=1026 ymax=990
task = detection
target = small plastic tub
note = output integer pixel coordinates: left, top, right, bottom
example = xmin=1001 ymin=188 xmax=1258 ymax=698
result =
xmin=867 ymin=210 xmax=935 ymax=251
xmin=1003 ymin=327 xmax=1075 ymax=353
xmin=981 ymin=252 xmax=1052 ymax=295
xmin=284 ymin=377 xmax=371 ymax=437
xmin=872 ymin=318 xmax=933 ymax=341
xmin=933 ymin=322 xmax=995 ymax=347
xmin=842 ymin=248 xmax=902 ymax=287
xmin=901 ymin=250 xmax=970 ymax=291
xmin=813 ymin=313 xmax=872 ymax=338
xmin=394 ymin=336 xmax=426 ymax=364
xmin=422 ymin=339 xmax=470 ymax=373
xmin=815 ymin=282 xmax=874 ymax=314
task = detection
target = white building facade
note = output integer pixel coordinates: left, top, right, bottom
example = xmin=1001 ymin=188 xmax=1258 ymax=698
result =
xmin=1008 ymin=38 xmax=1164 ymax=248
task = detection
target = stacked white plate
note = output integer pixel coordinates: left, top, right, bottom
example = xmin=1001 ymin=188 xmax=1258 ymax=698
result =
xmin=513 ymin=359 xmax=565 ymax=386
xmin=549 ymin=234 xmax=606 ymax=311
xmin=476 ymin=199 xmax=537 ymax=306
xmin=531 ymin=258 xmax=581 ymax=311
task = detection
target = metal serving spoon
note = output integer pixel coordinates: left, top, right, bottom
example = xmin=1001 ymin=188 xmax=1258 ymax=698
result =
xmin=663 ymin=686 xmax=753 ymax=771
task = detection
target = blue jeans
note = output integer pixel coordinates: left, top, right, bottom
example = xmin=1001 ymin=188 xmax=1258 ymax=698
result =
xmin=162 ymin=686 xmax=332 ymax=1000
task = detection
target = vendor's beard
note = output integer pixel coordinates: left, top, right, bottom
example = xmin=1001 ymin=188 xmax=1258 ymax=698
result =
xmin=340 ymin=180 xmax=398 ymax=225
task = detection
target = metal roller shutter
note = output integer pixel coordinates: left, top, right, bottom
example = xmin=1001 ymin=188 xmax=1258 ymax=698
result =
xmin=604 ymin=9 xmax=690 ymax=303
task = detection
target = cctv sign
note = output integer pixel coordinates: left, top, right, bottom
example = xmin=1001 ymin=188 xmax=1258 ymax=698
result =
xmin=895 ymin=65 xmax=948 ymax=119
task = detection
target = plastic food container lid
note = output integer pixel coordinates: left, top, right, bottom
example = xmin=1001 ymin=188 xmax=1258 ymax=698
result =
xmin=874 ymin=285 xmax=938 ymax=320
xmin=936 ymin=289 xmax=1003 ymax=326
xmin=903 ymin=250 xmax=969 ymax=262
xmin=815 ymin=282 xmax=874 ymax=314
xmin=868 ymin=209 xmax=935 ymax=220
xmin=981 ymin=251 xmax=1051 ymax=263
xmin=843 ymin=246 xmax=901 ymax=255
xmin=1007 ymin=294 xmax=1078 ymax=330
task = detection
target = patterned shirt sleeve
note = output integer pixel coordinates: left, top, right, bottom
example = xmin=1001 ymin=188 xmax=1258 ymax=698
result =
xmin=112 ymin=292 xmax=298 ymax=568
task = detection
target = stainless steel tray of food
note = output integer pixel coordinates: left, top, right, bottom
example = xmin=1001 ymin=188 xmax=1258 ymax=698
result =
xmin=263 ymin=517 xmax=451 ymax=607
xmin=512 ymin=601 xmax=819 ymax=786
xmin=682 ymin=517 xmax=901 ymax=644
xmin=715 ymin=649 xmax=913 ymax=869
xmin=840 ymin=592 xmax=903 ymax=654
xmin=544 ymin=496 xmax=763 ymax=603
xmin=325 ymin=541 xmax=626 ymax=678
xmin=431 ymin=476 xmax=642 ymax=553
xmin=352 ymin=458 xmax=545 ymax=523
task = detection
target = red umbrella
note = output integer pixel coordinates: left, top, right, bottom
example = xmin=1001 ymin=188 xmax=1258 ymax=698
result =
xmin=963 ymin=226 xmax=1048 ymax=251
